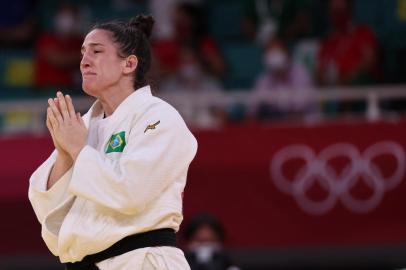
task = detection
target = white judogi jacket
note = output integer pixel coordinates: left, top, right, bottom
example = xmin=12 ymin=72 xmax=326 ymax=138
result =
xmin=28 ymin=86 xmax=198 ymax=263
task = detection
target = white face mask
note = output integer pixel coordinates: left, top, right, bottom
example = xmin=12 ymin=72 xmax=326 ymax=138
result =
xmin=55 ymin=12 xmax=75 ymax=35
xmin=190 ymin=242 xmax=221 ymax=263
xmin=264 ymin=48 xmax=289 ymax=71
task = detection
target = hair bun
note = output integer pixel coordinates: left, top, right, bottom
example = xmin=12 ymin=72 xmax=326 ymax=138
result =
xmin=129 ymin=15 xmax=155 ymax=38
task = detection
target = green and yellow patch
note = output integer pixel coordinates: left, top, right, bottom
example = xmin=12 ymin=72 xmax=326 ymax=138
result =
xmin=105 ymin=131 xmax=126 ymax=153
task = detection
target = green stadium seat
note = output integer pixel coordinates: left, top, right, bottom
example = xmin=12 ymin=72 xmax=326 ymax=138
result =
xmin=221 ymin=42 xmax=263 ymax=89
xmin=353 ymin=0 xmax=385 ymax=39
xmin=354 ymin=0 xmax=406 ymax=47
xmin=38 ymin=0 xmax=148 ymax=31
xmin=207 ymin=0 xmax=246 ymax=42
xmin=37 ymin=0 xmax=58 ymax=31
xmin=89 ymin=1 xmax=147 ymax=22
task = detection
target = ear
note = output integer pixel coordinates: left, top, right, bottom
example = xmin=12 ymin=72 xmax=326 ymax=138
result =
xmin=123 ymin=55 xmax=138 ymax=75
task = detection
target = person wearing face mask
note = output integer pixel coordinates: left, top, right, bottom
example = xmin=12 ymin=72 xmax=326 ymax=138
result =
xmin=152 ymin=2 xmax=226 ymax=81
xmin=34 ymin=3 xmax=83 ymax=91
xmin=159 ymin=45 xmax=225 ymax=128
xmin=161 ymin=45 xmax=222 ymax=92
xmin=183 ymin=213 xmax=241 ymax=270
xmin=253 ymin=37 xmax=314 ymax=120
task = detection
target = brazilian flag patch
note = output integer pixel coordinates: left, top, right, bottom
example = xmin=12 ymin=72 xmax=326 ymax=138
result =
xmin=106 ymin=131 xmax=126 ymax=153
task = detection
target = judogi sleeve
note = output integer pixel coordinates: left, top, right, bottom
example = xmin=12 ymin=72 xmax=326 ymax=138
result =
xmin=69 ymin=106 xmax=198 ymax=215
xmin=28 ymin=151 xmax=72 ymax=223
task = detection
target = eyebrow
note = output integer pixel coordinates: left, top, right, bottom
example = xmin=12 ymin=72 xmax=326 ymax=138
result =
xmin=81 ymin=43 xmax=105 ymax=52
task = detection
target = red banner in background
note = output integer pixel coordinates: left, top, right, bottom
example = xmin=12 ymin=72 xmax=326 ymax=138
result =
xmin=1 ymin=120 xmax=406 ymax=253
xmin=183 ymin=120 xmax=406 ymax=248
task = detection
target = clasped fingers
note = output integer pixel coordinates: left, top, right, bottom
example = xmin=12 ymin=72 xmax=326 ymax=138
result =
xmin=47 ymin=106 xmax=59 ymax=128
xmin=64 ymin=94 xmax=77 ymax=119
xmin=48 ymin=92 xmax=78 ymax=124
xmin=56 ymin=92 xmax=77 ymax=120
xmin=48 ymin=97 xmax=66 ymax=125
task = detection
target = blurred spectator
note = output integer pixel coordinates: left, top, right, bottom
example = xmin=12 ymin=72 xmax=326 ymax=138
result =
xmin=317 ymin=0 xmax=380 ymax=86
xmin=183 ymin=213 xmax=241 ymax=270
xmin=242 ymin=0 xmax=325 ymax=48
xmin=252 ymin=37 xmax=315 ymax=120
xmin=149 ymin=0 xmax=177 ymax=40
xmin=149 ymin=0 xmax=204 ymax=40
xmin=0 ymin=0 xmax=36 ymax=48
xmin=159 ymin=44 xmax=225 ymax=128
xmin=33 ymin=3 xmax=83 ymax=92
xmin=277 ymin=0 xmax=326 ymax=48
xmin=152 ymin=2 xmax=226 ymax=81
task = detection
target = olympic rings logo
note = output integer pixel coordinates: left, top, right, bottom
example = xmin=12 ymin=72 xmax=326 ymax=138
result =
xmin=270 ymin=141 xmax=405 ymax=215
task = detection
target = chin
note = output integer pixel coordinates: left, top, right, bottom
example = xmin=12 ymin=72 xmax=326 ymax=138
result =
xmin=82 ymin=82 xmax=98 ymax=97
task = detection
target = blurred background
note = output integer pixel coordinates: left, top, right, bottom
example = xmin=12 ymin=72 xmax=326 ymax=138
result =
xmin=1 ymin=0 xmax=406 ymax=269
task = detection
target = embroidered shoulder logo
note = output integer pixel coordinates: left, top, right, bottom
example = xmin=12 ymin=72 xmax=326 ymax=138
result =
xmin=144 ymin=120 xmax=160 ymax=133
xmin=106 ymin=131 xmax=126 ymax=153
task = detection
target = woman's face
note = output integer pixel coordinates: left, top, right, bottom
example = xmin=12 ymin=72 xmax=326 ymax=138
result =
xmin=80 ymin=29 xmax=125 ymax=96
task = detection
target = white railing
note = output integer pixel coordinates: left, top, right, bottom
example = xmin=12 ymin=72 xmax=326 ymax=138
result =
xmin=0 ymin=85 xmax=405 ymax=133
xmin=159 ymin=84 xmax=406 ymax=123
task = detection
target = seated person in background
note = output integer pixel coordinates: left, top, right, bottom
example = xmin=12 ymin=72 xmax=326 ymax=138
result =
xmin=152 ymin=2 xmax=226 ymax=80
xmin=34 ymin=3 xmax=83 ymax=91
xmin=242 ymin=0 xmax=325 ymax=48
xmin=252 ymin=37 xmax=315 ymax=120
xmin=159 ymin=44 xmax=225 ymax=128
xmin=183 ymin=213 xmax=241 ymax=270
xmin=317 ymin=0 xmax=380 ymax=86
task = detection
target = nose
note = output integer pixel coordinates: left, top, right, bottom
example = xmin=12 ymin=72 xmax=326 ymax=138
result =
xmin=80 ymin=54 xmax=91 ymax=70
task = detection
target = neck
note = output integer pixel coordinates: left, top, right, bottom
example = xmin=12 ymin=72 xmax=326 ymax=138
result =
xmin=97 ymin=82 xmax=135 ymax=117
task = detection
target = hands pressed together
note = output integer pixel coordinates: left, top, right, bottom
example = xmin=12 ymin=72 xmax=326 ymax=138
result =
xmin=46 ymin=92 xmax=88 ymax=162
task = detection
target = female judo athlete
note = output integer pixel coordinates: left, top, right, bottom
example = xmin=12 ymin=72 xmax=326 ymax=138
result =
xmin=28 ymin=15 xmax=197 ymax=270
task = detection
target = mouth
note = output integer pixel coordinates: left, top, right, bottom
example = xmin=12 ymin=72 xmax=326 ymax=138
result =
xmin=82 ymin=72 xmax=97 ymax=76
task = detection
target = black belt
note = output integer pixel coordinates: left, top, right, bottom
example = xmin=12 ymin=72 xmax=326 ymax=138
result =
xmin=64 ymin=228 xmax=177 ymax=270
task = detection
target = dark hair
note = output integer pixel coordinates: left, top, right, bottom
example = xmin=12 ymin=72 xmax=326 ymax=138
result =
xmin=184 ymin=213 xmax=225 ymax=242
xmin=92 ymin=15 xmax=155 ymax=89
